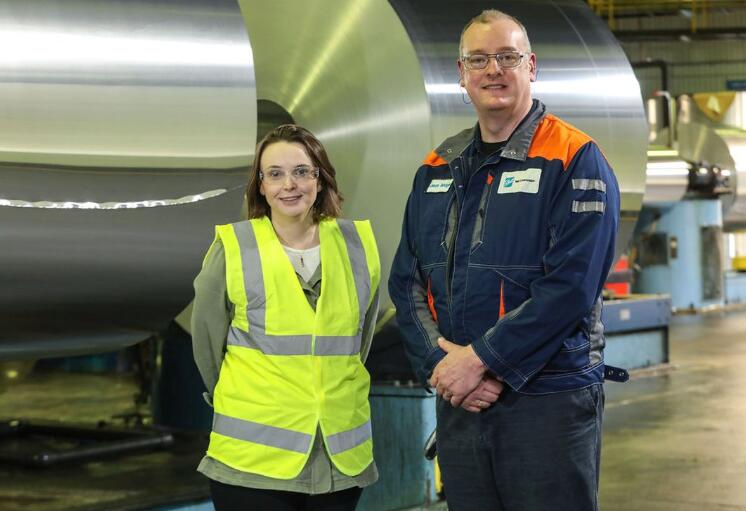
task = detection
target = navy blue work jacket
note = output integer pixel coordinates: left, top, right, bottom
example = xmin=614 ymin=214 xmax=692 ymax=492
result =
xmin=388 ymin=100 xmax=621 ymax=394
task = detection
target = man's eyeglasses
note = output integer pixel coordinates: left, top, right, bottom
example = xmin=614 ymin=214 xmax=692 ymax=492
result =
xmin=259 ymin=165 xmax=320 ymax=183
xmin=461 ymin=51 xmax=525 ymax=70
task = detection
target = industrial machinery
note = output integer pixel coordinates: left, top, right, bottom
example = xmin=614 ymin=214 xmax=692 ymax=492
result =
xmin=634 ymin=91 xmax=746 ymax=311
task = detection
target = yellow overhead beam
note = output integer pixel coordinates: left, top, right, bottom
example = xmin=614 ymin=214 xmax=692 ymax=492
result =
xmin=588 ymin=0 xmax=742 ymax=14
xmin=588 ymin=0 xmax=739 ymax=31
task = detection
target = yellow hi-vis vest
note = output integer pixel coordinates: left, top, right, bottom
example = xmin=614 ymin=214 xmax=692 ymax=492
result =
xmin=207 ymin=216 xmax=380 ymax=479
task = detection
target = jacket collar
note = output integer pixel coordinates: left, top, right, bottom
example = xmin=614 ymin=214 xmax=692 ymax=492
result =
xmin=435 ymin=99 xmax=546 ymax=164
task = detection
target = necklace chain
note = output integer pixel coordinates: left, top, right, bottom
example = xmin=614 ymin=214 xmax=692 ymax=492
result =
xmin=274 ymin=222 xmax=318 ymax=249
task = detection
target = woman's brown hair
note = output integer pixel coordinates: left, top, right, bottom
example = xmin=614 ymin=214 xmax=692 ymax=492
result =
xmin=247 ymin=124 xmax=343 ymax=222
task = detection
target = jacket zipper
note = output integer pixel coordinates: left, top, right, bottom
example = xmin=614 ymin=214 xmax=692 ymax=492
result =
xmin=445 ymin=154 xmax=500 ymax=303
xmin=445 ymin=156 xmax=462 ymax=302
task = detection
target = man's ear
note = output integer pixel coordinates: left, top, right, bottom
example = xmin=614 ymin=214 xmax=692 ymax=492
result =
xmin=528 ymin=53 xmax=537 ymax=82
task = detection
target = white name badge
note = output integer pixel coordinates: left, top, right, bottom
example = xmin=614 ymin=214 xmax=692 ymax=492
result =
xmin=426 ymin=178 xmax=453 ymax=193
xmin=497 ymin=168 xmax=542 ymax=194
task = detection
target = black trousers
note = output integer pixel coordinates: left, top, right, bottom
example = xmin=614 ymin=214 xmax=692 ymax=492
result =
xmin=209 ymin=480 xmax=363 ymax=511
xmin=437 ymin=385 xmax=605 ymax=511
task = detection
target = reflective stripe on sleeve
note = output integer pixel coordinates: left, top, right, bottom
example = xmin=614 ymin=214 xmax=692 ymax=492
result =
xmin=325 ymin=420 xmax=372 ymax=455
xmin=572 ymin=179 xmax=606 ymax=193
xmin=572 ymin=200 xmax=605 ymax=214
xmin=213 ymin=412 xmax=313 ymax=453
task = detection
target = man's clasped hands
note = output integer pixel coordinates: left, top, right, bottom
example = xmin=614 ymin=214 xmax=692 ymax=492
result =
xmin=429 ymin=337 xmax=504 ymax=413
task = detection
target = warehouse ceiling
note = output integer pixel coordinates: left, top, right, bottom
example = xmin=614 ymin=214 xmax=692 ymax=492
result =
xmin=587 ymin=0 xmax=746 ymax=41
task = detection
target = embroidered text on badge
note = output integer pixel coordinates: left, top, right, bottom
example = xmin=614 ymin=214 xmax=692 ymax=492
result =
xmin=426 ymin=179 xmax=453 ymax=193
xmin=497 ymin=168 xmax=541 ymax=194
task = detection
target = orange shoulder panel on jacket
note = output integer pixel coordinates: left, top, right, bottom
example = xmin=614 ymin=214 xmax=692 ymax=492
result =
xmin=422 ymin=150 xmax=448 ymax=167
xmin=527 ymin=114 xmax=593 ymax=171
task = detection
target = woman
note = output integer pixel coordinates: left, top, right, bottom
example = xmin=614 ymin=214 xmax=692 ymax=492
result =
xmin=191 ymin=124 xmax=380 ymax=511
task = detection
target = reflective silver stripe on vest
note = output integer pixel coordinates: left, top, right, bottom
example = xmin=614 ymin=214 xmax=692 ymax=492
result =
xmin=315 ymin=335 xmax=361 ymax=356
xmin=227 ymin=327 xmax=313 ymax=355
xmin=572 ymin=179 xmax=606 ymax=193
xmin=213 ymin=412 xmax=312 ymax=453
xmin=231 ymin=222 xmax=315 ymax=355
xmin=572 ymin=200 xmax=605 ymax=214
xmin=336 ymin=219 xmax=371 ymax=329
xmin=325 ymin=420 xmax=372 ymax=455
xmin=229 ymin=220 xmax=368 ymax=356
xmin=232 ymin=221 xmax=267 ymax=330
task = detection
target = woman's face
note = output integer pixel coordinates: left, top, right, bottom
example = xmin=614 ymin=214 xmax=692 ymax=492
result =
xmin=259 ymin=141 xmax=322 ymax=223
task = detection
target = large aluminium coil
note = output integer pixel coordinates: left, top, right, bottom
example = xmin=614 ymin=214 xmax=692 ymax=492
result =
xmin=644 ymin=96 xmax=689 ymax=207
xmin=0 ymin=0 xmax=647 ymax=360
xmin=0 ymin=0 xmax=256 ymax=359
xmin=643 ymin=149 xmax=690 ymax=207
xmin=387 ymin=0 xmax=647 ymax=259
xmin=676 ymin=93 xmax=746 ymax=231
xmin=241 ymin=0 xmax=647 ymax=291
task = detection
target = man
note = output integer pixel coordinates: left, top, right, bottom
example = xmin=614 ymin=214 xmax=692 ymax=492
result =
xmin=388 ymin=9 xmax=621 ymax=511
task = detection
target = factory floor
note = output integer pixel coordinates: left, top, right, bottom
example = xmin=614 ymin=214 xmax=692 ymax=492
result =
xmin=600 ymin=311 xmax=746 ymax=511
xmin=0 ymin=310 xmax=745 ymax=510
xmin=0 ymin=369 xmax=210 ymax=511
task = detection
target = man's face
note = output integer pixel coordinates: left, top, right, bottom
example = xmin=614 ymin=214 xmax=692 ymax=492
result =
xmin=458 ymin=18 xmax=536 ymax=119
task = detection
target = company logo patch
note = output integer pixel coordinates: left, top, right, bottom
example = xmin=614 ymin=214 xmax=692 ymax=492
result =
xmin=497 ymin=168 xmax=541 ymax=194
xmin=426 ymin=179 xmax=453 ymax=193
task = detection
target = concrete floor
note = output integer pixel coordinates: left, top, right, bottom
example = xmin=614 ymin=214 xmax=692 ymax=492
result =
xmin=0 ymin=372 xmax=209 ymax=511
xmin=600 ymin=311 xmax=746 ymax=511
xmin=1 ymin=310 xmax=745 ymax=510
xmin=407 ymin=311 xmax=746 ymax=510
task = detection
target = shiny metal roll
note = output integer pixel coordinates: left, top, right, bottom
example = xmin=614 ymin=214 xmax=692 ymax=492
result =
xmin=711 ymin=92 xmax=746 ymax=231
xmin=719 ymin=133 xmax=746 ymax=230
xmin=0 ymin=0 xmax=256 ymax=359
xmin=388 ymin=0 xmax=647 ymax=262
xmin=241 ymin=0 xmax=647 ymax=308
xmin=239 ymin=0 xmax=432 ymax=313
xmin=643 ymin=150 xmax=690 ymax=206
xmin=1 ymin=0 xmax=647 ymax=359
xmin=676 ymin=94 xmax=746 ymax=231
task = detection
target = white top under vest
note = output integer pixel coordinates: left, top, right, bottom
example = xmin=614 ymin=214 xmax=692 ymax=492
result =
xmin=282 ymin=244 xmax=321 ymax=282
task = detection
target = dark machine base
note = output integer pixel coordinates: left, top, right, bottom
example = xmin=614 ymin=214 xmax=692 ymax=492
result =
xmin=0 ymin=419 xmax=173 ymax=467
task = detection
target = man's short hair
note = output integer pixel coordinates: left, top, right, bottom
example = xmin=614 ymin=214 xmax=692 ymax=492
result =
xmin=459 ymin=9 xmax=532 ymax=56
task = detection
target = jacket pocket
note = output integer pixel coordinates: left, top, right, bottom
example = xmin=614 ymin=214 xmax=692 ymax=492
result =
xmin=420 ymin=264 xmax=448 ymax=327
xmin=461 ymin=266 xmax=542 ymax=340
xmin=542 ymin=330 xmax=591 ymax=373
xmin=488 ymin=266 xmax=543 ymax=315
xmin=417 ymin=190 xmax=455 ymax=265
